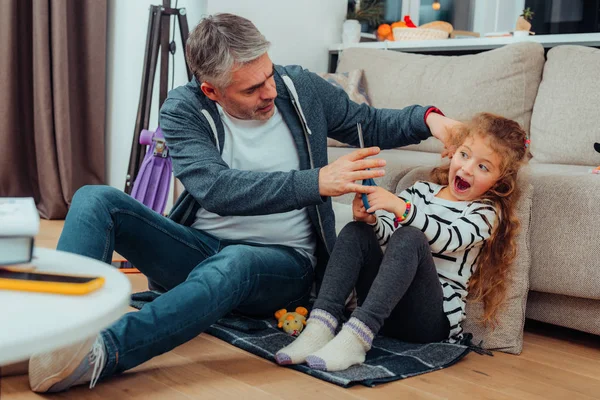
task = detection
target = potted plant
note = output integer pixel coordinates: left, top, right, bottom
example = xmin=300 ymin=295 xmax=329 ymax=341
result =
xmin=515 ymin=7 xmax=535 ymax=35
xmin=346 ymin=0 xmax=384 ymax=33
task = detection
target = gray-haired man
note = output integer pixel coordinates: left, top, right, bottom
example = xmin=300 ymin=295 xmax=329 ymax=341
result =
xmin=29 ymin=13 xmax=458 ymax=392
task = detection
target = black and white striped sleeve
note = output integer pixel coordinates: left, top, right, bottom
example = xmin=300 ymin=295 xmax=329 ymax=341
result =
xmin=400 ymin=202 xmax=498 ymax=254
xmin=368 ymin=210 xmax=395 ymax=246
xmin=368 ymin=186 xmax=414 ymax=246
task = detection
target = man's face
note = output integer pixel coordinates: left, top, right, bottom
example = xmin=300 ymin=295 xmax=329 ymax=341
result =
xmin=201 ymin=53 xmax=277 ymax=120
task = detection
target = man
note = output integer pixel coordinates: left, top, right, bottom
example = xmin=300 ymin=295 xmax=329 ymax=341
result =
xmin=29 ymin=13 xmax=458 ymax=392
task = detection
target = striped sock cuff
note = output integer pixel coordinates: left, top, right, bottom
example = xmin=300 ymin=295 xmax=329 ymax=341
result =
xmin=307 ymin=309 xmax=338 ymax=335
xmin=345 ymin=317 xmax=374 ymax=350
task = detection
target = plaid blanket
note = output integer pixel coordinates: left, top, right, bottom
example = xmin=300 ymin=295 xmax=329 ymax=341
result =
xmin=131 ymin=291 xmax=484 ymax=388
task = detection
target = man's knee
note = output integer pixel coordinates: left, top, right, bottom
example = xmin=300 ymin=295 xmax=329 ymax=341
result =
xmin=191 ymin=245 xmax=258 ymax=283
xmin=187 ymin=246 xmax=259 ymax=304
xmin=72 ymin=185 xmax=127 ymax=210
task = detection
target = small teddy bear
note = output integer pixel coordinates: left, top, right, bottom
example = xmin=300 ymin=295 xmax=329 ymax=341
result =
xmin=274 ymin=306 xmax=309 ymax=337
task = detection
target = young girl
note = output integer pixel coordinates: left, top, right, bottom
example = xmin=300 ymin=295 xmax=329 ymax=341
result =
xmin=275 ymin=112 xmax=531 ymax=372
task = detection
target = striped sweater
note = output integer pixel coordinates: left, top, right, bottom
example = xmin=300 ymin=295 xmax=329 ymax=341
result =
xmin=369 ymin=181 xmax=498 ymax=340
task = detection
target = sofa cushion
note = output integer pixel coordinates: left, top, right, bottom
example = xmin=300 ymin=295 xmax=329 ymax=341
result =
xmin=528 ymin=163 xmax=600 ymax=299
xmin=394 ymin=167 xmax=533 ymax=354
xmin=336 ymin=42 xmax=545 ymax=154
xmin=529 ymin=46 xmax=600 ymax=166
xmin=317 ymin=70 xmax=370 ymax=148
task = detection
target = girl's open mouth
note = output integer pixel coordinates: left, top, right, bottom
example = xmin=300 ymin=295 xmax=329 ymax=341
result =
xmin=454 ymin=176 xmax=471 ymax=192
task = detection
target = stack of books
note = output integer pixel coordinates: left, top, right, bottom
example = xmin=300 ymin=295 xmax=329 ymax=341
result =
xmin=0 ymin=198 xmax=40 ymax=265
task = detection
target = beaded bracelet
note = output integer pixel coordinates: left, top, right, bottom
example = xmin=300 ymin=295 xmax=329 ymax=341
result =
xmin=393 ymin=201 xmax=412 ymax=228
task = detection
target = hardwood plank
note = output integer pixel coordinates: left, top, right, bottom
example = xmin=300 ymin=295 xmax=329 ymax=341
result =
xmin=441 ymin=352 xmax=598 ymax=400
xmin=485 ymin=351 xmax=600 ymax=399
xmin=131 ymin=350 xmax=280 ymax=399
xmin=518 ymin=341 xmax=600 ymax=380
xmin=176 ymin=335 xmax=360 ymax=399
xmin=35 ymin=220 xmax=64 ymax=249
xmin=0 ymin=371 xmax=195 ymax=400
xmin=0 ymin=375 xmax=45 ymax=400
xmin=349 ymin=382 xmax=445 ymax=400
xmin=129 ymin=272 xmax=150 ymax=292
xmin=401 ymin=366 xmax=518 ymax=400
xmin=523 ymin=330 xmax=600 ymax=361
xmin=75 ymin=372 xmax=197 ymax=400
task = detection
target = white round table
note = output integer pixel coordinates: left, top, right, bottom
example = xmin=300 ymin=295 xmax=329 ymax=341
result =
xmin=0 ymin=248 xmax=131 ymax=366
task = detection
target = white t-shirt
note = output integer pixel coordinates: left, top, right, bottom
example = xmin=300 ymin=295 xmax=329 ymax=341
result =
xmin=191 ymin=104 xmax=316 ymax=266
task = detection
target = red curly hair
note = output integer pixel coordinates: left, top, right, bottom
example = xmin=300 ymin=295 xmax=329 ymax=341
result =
xmin=430 ymin=113 xmax=531 ymax=325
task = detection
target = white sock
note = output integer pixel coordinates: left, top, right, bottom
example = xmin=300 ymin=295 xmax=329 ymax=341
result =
xmin=275 ymin=309 xmax=337 ymax=365
xmin=305 ymin=317 xmax=374 ymax=372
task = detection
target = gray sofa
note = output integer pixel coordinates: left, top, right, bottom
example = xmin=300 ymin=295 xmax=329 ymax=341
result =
xmin=328 ymin=42 xmax=600 ymax=337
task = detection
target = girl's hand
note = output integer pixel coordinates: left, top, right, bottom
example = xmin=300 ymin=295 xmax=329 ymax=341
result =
xmin=366 ymin=187 xmax=406 ymax=216
xmin=352 ymin=193 xmax=376 ymax=224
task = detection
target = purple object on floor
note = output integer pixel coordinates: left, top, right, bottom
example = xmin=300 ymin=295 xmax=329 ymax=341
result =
xmin=130 ymin=127 xmax=172 ymax=215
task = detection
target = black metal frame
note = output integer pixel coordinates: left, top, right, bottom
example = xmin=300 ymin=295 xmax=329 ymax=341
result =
xmin=124 ymin=0 xmax=192 ymax=194
xmin=525 ymin=0 xmax=600 ymax=35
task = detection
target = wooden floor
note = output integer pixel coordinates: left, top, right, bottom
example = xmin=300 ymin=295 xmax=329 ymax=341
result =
xmin=1 ymin=220 xmax=600 ymax=399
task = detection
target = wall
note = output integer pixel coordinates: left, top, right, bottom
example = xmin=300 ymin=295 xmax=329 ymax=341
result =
xmin=206 ymin=0 xmax=347 ymax=73
xmin=452 ymin=0 xmax=473 ymax=31
xmin=472 ymin=0 xmax=526 ymax=34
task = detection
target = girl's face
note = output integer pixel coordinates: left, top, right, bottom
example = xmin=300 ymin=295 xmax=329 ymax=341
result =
xmin=447 ymin=134 xmax=503 ymax=202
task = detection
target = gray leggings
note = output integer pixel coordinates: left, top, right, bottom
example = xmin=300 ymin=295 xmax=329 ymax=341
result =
xmin=313 ymin=222 xmax=450 ymax=343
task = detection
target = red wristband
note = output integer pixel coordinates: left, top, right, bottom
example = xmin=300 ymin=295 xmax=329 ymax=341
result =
xmin=424 ymin=107 xmax=445 ymax=124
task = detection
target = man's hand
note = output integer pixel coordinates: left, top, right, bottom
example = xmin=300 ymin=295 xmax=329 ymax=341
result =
xmin=352 ymin=193 xmax=376 ymax=224
xmin=426 ymin=112 xmax=464 ymax=158
xmin=319 ymin=147 xmax=386 ymax=197
xmin=365 ymin=186 xmax=406 ymax=216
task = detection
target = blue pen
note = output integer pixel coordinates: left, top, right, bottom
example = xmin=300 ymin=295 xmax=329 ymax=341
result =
xmin=357 ymin=123 xmax=377 ymax=213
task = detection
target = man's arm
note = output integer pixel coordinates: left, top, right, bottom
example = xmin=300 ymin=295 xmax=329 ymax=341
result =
xmin=308 ymin=72 xmax=459 ymax=150
xmin=160 ymin=98 xmax=384 ymax=215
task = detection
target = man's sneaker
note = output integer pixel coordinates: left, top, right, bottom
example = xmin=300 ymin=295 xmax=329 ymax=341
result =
xmin=29 ymin=335 xmax=106 ymax=393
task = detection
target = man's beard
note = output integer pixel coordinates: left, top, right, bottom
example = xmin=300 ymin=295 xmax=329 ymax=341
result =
xmin=221 ymin=99 xmax=273 ymax=121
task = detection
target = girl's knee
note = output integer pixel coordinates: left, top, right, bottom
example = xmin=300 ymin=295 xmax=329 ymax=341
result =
xmin=389 ymin=227 xmax=429 ymax=250
xmin=339 ymin=221 xmax=374 ymax=240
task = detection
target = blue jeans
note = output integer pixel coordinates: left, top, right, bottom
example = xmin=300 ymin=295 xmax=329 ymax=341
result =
xmin=57 ymin=185 xmax=314 ymax=378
